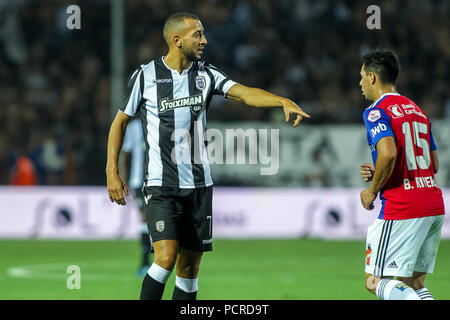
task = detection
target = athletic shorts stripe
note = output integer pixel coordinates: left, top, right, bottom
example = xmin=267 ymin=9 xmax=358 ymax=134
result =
xmin=373 ymin=220 xmax=387 ymax=276
xmin=374 ymin=220 xmax=393 ymax=277
xmin=380 ymin=220 xmax=393 ymax=276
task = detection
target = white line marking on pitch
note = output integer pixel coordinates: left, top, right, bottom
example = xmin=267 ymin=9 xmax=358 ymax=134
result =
xmin=6 ymin=261 xmax=139 ymax=281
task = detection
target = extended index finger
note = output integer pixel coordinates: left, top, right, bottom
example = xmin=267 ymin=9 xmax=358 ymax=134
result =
xmin=294 ymin=108 xmax=310 ymax=118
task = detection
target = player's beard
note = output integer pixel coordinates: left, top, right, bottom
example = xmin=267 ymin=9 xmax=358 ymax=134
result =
xmin=182 ymin=47 xmax=201 ymax=62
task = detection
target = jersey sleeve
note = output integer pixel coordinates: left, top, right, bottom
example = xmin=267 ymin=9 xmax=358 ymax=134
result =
xmin=430 ymin=123 xmax=437 ymax=151
xmin=205 ymin=64 xmax=237 ymax=96
xmin=119 ymin=68 xmax=144 ymax=116
xmin=363 ymin=108 xmax=394 ymax=147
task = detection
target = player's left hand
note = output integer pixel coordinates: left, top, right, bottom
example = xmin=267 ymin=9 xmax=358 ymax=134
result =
xmin=360 ymin=187 xmax=377 ymax=210
xmin=282 ymin=99 xmax=310 ymax=127
xmin=106 ymin=171 xmax=129 ymax=206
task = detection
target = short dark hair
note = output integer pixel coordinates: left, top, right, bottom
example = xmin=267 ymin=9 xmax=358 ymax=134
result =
xmin=163 ymin=12 xmax=200 ymax=43
xmin=362 ymin=49 xmax=401 ymax=85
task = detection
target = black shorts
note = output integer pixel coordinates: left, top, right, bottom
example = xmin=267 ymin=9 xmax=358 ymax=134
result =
xmin=143 ymin=186 xmax=213 ymax=252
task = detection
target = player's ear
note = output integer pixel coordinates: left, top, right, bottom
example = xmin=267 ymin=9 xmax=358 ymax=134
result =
xmin=173 ymin=35 xmax=182 ymax=48
xmin=369 ymin=72 xmax=376 ymax=85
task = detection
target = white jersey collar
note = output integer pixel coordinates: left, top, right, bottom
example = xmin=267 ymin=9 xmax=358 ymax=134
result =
xmin=161 ymin=56 xmax=193 ymax=75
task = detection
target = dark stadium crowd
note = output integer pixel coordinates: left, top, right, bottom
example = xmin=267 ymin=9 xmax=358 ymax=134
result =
xmin=0 ymin=0 xmax=448 ymax=185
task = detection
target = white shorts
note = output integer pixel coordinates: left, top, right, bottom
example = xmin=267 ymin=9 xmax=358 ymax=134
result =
xmin=365 ymin=215 xmax=444 ymax=277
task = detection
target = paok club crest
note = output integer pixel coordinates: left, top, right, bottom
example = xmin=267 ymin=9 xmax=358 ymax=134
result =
xmin=195 ymin=75 xmax=206 ymax=90
xmin=155 ymin=220 xmax=165 ymax=232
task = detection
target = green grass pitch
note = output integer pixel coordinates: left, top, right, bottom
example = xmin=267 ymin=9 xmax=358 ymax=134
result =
xmin=0 ymin=239 xmax=449 ymax=300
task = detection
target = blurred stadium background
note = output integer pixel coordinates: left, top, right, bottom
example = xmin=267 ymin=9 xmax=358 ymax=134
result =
xmin=0 ymin=0 xmax=449 ymax=300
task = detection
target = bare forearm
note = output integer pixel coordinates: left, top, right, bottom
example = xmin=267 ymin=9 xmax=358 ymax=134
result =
xmin=244 ymin=87 xmax=288 ymax=107
xmin=106 ymin=118 xmax=128 ymax=174
xmin=369 ymin=155 xmax=395 ymax=194
xmin=225 ymin=83 xmax=310 ymax=127
xmin=227 ymin=85 xmax=286 ymax=107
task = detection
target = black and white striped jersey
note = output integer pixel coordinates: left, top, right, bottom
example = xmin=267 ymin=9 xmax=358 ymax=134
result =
xmin=119 ymin=56 xmax=237 ymax=189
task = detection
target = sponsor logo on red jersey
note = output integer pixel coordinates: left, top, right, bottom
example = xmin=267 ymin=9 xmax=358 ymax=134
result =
xmin=388 ymin=104 xmax=404 ymax=118
xmin=367 ymin=109 xmax=381 ymax=122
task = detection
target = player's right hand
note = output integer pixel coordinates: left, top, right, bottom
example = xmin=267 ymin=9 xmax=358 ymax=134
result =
xmin=282 ymin=99 xmax=311 ymax=128
xmin=106 ymin=172 xmax=129 ymax=205
xmin=360 ymin=163 xmax=375 ymax=182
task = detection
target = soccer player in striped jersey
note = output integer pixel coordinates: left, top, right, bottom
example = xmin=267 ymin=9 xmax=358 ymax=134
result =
xmin=106 ymin=12 xmax=310 ymax=300
xmin=359 ymin=49 xmax=445 ymax=300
